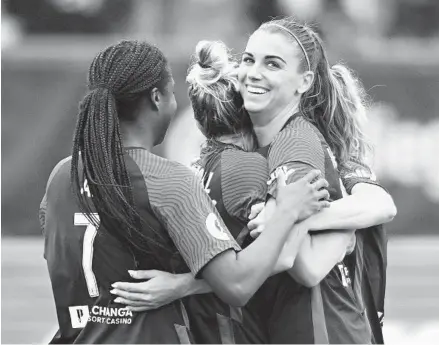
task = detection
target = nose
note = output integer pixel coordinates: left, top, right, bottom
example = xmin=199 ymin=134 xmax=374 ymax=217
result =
xmin=246 ymin=63 xmax=262 ymax=81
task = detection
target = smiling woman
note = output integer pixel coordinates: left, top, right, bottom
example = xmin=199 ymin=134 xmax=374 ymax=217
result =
xmin=237 ymin=18 xmax=392 ymax=344
xmin=239 ymin=30 xmax=313 ymax=126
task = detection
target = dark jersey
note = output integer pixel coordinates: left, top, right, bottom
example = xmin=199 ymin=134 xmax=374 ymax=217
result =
xmin=185 ymin=144 xmax=270 ymax=344
xmin=258 ymin=114 xmax=371 ymax=344
xmin=341 ymin=159 xmax=388 ymax=344
xmin=40 ymin=148 xmax=240 ymax=344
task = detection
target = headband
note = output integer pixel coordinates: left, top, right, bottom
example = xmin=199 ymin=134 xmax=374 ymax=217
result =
xmin=263 ymin=23 xmax=311 ymax=71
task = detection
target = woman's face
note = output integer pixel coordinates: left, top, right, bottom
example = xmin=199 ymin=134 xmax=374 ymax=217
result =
xmin=238 ymin=29 xmax=308 ymax=120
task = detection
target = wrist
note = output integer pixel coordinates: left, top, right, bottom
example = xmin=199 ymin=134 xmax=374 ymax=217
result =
xmin=177 ymin=273 xmax=194 ymax=298
xmin=275 ymin=202 xmax=299 ymax=224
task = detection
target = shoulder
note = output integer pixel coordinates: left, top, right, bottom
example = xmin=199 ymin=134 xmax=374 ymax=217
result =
xmin=221 ymin=150 xmax=268 ymax=187
xmin=46 ymin=156 xmax=72 ymax=191
xmin=272 ymin=119 xmax=321 ymax=152
xmin=221 ymin=150 xmax=268 ymax=170
xmin=268 ymin=118 xmax=324 ymax=166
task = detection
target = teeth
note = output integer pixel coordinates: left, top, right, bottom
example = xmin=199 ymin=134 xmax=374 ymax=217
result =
xmin=247 ymin=86 xmax=268 ymax=94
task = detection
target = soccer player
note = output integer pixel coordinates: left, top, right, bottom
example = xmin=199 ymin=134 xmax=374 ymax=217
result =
xmin=111 ymin=37 xmax=395 ymax=344
xmin=39 ymin=40 xmax=328 ymax=344
xmin=236 ymin=18 xmax=394 ymax=343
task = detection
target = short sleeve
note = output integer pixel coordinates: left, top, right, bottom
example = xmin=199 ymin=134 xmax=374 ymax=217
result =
xmin=340 ymin=158 xmax=387 ymax=195
xmin=267 ymin=127 xmax=325 ymax=196
xmin=39 ymin=156 xmax=72 ymax=235
xmin=155 ymin=172 xmax=241 ymax=277
xmin=221 ymin=151 xmax=269 ymax=221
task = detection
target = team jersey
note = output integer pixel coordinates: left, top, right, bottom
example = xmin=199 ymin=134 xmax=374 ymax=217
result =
xmin=258 ymin=113 xmax=371 ymax=344
xmin=340 ymin=159 xmax=388 ymax=344
xmin=185 ymin=142 xmax=270 ymax=344
xmin=40 ymin=147 xmax=240 ymax=344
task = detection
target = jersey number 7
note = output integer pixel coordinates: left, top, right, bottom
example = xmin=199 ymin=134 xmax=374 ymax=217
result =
xmin=74 ymin=213 xmax=100 ymax=298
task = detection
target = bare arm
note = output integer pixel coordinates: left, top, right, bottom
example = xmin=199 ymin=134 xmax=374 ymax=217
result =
xmin=113 ymin=170 xmax=328 ymax=308
xmin=302 ymin=183 xmax=396 ymax=232
xmin=287 ymin=228 xmax=355 ymax=287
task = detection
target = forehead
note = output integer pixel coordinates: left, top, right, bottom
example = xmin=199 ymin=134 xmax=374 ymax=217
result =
xmin=245 ymin=30 xmax=299 ymax=61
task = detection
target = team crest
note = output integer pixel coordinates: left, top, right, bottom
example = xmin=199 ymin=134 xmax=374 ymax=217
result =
xmin=206 ymin=213 xmax=230 ymax=241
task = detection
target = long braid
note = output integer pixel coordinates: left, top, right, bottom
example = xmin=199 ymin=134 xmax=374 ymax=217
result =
xmin=71 ymin=41 xmax=172 ymax=258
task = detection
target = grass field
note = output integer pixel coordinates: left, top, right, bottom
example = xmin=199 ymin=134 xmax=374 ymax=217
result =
xmin=2 ymin=236 xmax=439 ymax=344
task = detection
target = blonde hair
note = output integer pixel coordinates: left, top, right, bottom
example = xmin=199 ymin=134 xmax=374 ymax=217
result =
xmin=186 ymin=40 xmax=255 ymax=146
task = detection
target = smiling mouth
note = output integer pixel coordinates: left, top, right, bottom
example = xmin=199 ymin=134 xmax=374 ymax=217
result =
xmin=246 ymin=85 xmax=269 ymax=95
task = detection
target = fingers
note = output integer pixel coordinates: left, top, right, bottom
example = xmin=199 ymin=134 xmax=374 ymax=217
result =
xmin=248 ymin=203 xmax=264 ymax=220
xmin=248 ymin=218 xmax=258 ymax=231
xmin=312 ymin=178 xmax=329 ymax=191
xmin=112 ymin=281 xmax=148 ymax=293
xmin=128 ymin=269 xmax=160 ymax=280
xmin=110 ymin=288 xmax=148 ymax=302
xmin=113 ymin=296 xmax=149 ymax=307
xmin=319 ymin=200 xmax=331 ymax=209
xmin=302 ymin=169 xmax=321 ymax=183
xmin=250 ymin=228 xmax=263 ymax=239
xmin=316 ymin=189 xmax=330 ymax=201
xmin=126 ymin=306 xmax=152 ymax=312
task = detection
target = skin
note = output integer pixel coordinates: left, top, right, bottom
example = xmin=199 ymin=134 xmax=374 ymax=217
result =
xmin=238 ymin=30 xmax=314 ymax=146
xmin=114 ymin=66 xmax=331 ymax=307
xmin=112 ymin=32 xmax=396 ymax=309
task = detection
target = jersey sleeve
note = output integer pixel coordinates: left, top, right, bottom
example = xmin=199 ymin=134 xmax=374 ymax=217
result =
xmin=221 ymin=151 xmax=269 ymax=222
xmin=154 ymin=172 xmax=241 ymax=277
xmin=39 ymin=156 xmax=72 ymax=234
xmin=267 ymin=127 xmax=325 ymax=197
xmin=340 ymin=158 xmax=387 ymax=195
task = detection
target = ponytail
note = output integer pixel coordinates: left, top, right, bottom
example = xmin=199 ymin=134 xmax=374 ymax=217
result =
xmin=299 ymin=34 xmax=372 ymax=167
xmin=71 ymin=41 xmax=173 ymax=260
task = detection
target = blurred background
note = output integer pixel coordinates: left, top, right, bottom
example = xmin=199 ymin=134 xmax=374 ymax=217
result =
xmin=2 ymin=0 xmax=438 ymax=343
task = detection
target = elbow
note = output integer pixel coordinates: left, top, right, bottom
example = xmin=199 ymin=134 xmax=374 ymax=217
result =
xmin=291 ymin=265 xmax=325 ymax=288
xmin=222 ymin=283 xmax=252 ymax=307
xmin=214 ymin=282 xmax=252 ymax=307
xmin=380 ymin=194 xmax=397 ymax=223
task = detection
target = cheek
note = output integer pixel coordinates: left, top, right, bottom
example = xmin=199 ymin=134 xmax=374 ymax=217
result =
xmin=237 ymin=65 xmax=247 ymax=85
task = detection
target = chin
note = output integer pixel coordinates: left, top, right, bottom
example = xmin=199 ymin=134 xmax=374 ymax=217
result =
xmin=243 ymin=101 xmax=266 ymax=115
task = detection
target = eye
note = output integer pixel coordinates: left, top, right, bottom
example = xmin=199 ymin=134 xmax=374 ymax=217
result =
xmin=267 ymin=61 xmax=280 ymax=69
xmin=241 ymin=56 xmax=254 ymax=64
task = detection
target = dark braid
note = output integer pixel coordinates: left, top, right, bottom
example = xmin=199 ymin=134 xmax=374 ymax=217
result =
xmin=71 ymin=40 xmax=172 ymax=258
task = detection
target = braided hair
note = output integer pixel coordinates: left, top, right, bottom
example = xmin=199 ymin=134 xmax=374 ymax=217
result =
xmin=71 ymin=40 xmax=172 ymax=257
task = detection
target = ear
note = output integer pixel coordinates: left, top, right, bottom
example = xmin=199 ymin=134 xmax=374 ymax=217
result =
xmin=297 ymin=71 xmax=315 ymax=94
xmin=149 ymin=87 xmax=161 ymax=111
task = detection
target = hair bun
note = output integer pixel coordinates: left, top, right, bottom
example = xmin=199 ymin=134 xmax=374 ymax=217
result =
xmin=187 ymin=40 xmax=237 ymax=88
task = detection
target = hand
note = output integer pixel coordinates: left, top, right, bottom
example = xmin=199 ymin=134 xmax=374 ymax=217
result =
xmin=248 ymin=203 xmax=266 ymax=239
xmin=110 ymin=270 xmax=183 ymax=312
xmin=276 ymin=169 xmax=330 ymax=222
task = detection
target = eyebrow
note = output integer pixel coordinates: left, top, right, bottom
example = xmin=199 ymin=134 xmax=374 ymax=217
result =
xmin=243 ymin=52 xmax=287 ymax=64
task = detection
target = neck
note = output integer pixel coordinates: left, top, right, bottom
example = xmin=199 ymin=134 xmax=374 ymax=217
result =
xmin=215 ymin=132 xmax=255 ymax=151
xmin=250 ymin=101 xmax=299 ymax=147
xmin=120 ymin=121 xmax=155 ymax=151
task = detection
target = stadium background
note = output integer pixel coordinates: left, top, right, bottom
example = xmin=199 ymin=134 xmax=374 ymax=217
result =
xmin=1 ymin=0 xmax=438 ymax=343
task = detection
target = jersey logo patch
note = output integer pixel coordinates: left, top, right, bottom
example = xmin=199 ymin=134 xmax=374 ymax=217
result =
xmin=206 ymin=213 xmax=230 ymax=241
xmin=69 ymin=305 xmax=90 ymax=328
